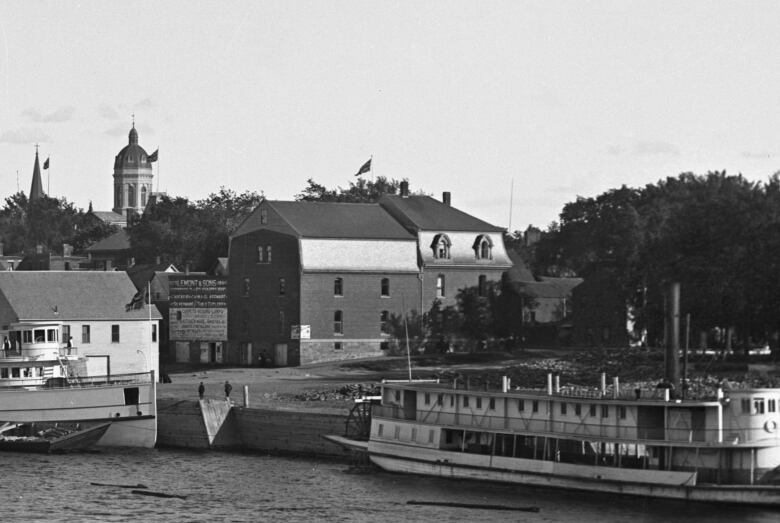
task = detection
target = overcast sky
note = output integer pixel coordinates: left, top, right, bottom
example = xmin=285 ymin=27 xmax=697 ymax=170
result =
xmin=2 ymin=1 xmax=780 ymax=232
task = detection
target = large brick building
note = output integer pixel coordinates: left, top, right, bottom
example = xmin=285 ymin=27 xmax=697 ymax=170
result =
xmin=227 ymin=185 xmax=511 ymax=366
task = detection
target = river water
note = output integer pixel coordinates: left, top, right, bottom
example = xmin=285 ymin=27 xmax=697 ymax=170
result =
xmin=1 ymin=448 xmax=777 ymax=522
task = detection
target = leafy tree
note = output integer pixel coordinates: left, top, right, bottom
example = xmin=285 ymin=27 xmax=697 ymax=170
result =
xmin=0 ymin=192 xmax=111 ymax=255
xmin=128 ymin=188 xmax=263 ymax=271
xmin=295 ymin=176 xmax=413 ymax=203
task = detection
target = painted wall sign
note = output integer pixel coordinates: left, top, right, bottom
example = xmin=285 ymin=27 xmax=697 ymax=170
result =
xmin=169 ymin=276 xmax=227 ymax=341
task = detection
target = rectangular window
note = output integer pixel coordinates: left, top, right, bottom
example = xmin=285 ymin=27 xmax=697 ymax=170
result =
xmin=381 ymin=278 xmax=390 ymax=297
xmin=436 ymin=274 xmax=445 ymax=298
xmin=769 ymin=399 xmax=777 ymax=413
xmin=62 ymin=325 xmax=71 ymax=346
xmin=532 ymin=400 xmax=539 ymax=413
xmin=589 ymin=404 xmax=597 ymax=417
xmin=34 ymin=329 xmax=45 ymax=342
xmin=575 ymin=403 xmax=581 ymax=416
xmin=334 ymin=278 xmax=343 ymax=296
xmin=266 ymin=246 xmax=272 ymax=263
xmin=618 ymin=405 xmax=627 ymax=419
xmin=754 ymin=399 xmax=765 ymax=415
xmin=560 ymin=402 xmax=567 ymax=415
xmin=23 ymin=331 xmax=32 ymax=343
xmin=334 ymin=342 xmax=342 ymax=350
xmin=741 ymin=398 xmax=751 ymax=414
xmin=518 ymin=399 xmax=524 ymax=412
xmin=334 ymin=310 xmax=343 ymax=335
xmin=257 ymin=245 xmax=264 ymax=262
xmin=601 ymin=405 xmax=609 ymax=418
xmin=380 ymin=311 xmax=389 ymax=334
xmin=463 ymin=396 xmax=469 ymax=408
xmin=152 ymin=324 xmax=157 ymax=342
xmin=380 ymin=341 xmax=389 ymax=351
xmin=489 ymin=397 xmax=495 ymax=410
xmin=243 ymin=277 xmax=250 ymax=297
xmin=424 ymin=393 xmax=430 ymax=405
xmin=279 ymin=278 xmax=286 ymax=295
xmin=437 ymin=394 xmax=443 ymax=406
xmin=82 ymin=325 xmax=90 ymax=344
xmin=476 ymin=397 xmax=482 ymax=409
xmin=111 ymin=325 xmax=120 ymax=343
xmin=450 ymin=395 xmax=455 ymax=407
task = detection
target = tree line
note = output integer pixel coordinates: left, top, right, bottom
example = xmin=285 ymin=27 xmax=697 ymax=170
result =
xmin=530 ymin=171 xmax=780 ymax=349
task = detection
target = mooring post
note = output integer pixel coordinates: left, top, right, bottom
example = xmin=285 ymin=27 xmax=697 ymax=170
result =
xmin=243 ymin=385 xmax=249 ymax=408
xmin=601 ymin=373 xmax=606 ymax=396
xmin=554 ymin=375 xmax=560 ymax=394
xmin=547 ymin=373 xmax=553 ymax=395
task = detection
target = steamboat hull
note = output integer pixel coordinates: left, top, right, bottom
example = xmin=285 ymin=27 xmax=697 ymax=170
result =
xmin=0 ymin=377 xmax=156 ymax=448
xmin=368 ymin=439 xmax=780 ymax=507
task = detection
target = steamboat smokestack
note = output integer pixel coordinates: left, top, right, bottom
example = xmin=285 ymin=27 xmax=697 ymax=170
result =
xmin=666 ymin=282 xmax=681 ymax=391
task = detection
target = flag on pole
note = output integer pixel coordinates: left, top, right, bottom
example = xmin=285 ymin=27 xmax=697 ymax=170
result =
xmin=355 ymin=158 xmax=371 ymax=176
xmin=148 ymin=149 xmax=159 ymax=163
xmin=125 ymin=285 xmax=150 ymax=311
xmin=43 ymin=157 xmax=50 ymax=170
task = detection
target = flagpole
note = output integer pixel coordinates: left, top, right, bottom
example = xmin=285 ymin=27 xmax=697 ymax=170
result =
xmin=47 ymin=156 xmax=50 ymax=195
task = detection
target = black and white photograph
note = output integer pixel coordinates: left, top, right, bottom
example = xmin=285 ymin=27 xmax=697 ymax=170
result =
xmin=0 ymin=1 xmax=779 ymax=521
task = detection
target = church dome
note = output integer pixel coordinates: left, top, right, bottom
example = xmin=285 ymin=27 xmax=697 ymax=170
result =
xmin=114 ymin=125 xmax=152 ymax=170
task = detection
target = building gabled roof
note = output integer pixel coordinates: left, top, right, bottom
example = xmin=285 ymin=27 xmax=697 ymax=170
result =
xmin=91 ymin=211 xmax=127 ymax=226
xmin=126 ymin=262 xmax=178 ymax=291
xmin=85 ymin=229 xmax=131 ymax=253
xmin=505 ymin=250 xmax=536 ymax=282
xmin=235 ymin=200 xmax=415 ymax=240
xmin=0 ymin=271 xmax=161 ymax=321
xmin=379 ymin=194 xmax=505 ymax=233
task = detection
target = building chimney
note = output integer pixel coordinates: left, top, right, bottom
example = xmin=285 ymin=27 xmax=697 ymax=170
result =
xmin=442 ymin=192 xmax=451 ymax=206
xmin=400 ymin=181 xmax=409 ymax=197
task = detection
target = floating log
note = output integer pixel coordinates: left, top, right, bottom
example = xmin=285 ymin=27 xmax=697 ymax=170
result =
xmin=132 ymin=489 xmax=187 ymax=500
xmin=407 ymin=500 xmax=540 ymax=512
xmin=91 ymin=482 xmax=148 ymax=489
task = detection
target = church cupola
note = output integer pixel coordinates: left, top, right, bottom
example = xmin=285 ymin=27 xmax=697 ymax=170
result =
xmin=112 ymin=120 xmax=154 ymax=219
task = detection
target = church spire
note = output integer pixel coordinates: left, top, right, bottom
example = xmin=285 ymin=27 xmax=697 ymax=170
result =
xmin=30 ymin=145 xmax=45 ymax=201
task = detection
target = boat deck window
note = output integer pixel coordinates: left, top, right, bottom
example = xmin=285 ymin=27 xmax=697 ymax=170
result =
xmin=123 ymin=387 xmax=140 ymax=405
xmin=489 ymin=397 xmax=495 ymax=410
xmin=23 ymin=331 xmax=32 ymax=343
xmin=518 ymin=399 xmax=524 ymax=412
xmin=532 ymin=400 xmax=538 ymax=413
xmin=575 ymin=404 xmax=581 ymax=416
xmin=561 ymin=402 xmax=567 ymax=415
xmin=34 ymin=329 xmax=45 ymax=342
xmin=47 ymin=329 xmax=57 ymax=342
xmin=476 ymin=397 xmax=482 ymax=409
xmin=769 ymin=399 xmax=777 ymax=413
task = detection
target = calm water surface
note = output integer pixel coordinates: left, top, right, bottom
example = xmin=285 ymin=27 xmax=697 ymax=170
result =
xmin=1 ymin=448 xmax=777 ymax=522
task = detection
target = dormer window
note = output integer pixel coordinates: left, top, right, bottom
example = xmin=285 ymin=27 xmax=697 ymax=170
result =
xmin=430 ymin=234 xmax=451 ymax=259
xmin=473 ymin=235 xmax=493 ymax=260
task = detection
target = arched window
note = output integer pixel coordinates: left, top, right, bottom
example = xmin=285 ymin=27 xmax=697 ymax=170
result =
xmin=380 ymin=310 xmax=390 ymax=334
xmin=141 ymin=186 xmax=148 ymax=206
xmin=430 ymin=233 xmax=451 ymax=259
xmin=436 ymin=274 xmax=446 ymax=298
xmin=334 ymin=277 xmax=343 ymax=296
xmin=115 ymin=185 xmax=123 ymax=208
xmin=128 ymin=184 xmax=137 ymax=207
xmin=381 ymin=278 xmax=390 ymax=297
xmin=257 ymin=246 xmax=264 ymax=263
xmin=266 ymin=246 xmax=272 ymax=263
xmin=473 ymin=235 xmax=493 ymax=260
xmin=334 ymin=310 xmax=343 ymax=334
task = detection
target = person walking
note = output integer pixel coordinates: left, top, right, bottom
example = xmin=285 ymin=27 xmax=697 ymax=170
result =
xmin=198 ymin=382 xmax=205 ymax=399
xmin=224 ymin=380 xmax=232 ymax=400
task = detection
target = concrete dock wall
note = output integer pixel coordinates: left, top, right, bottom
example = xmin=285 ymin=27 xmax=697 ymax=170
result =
xmin=233 ymin=407 xmax=346 ymax=457
xmin=156 ymin=399 xmax=348 ymax=457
